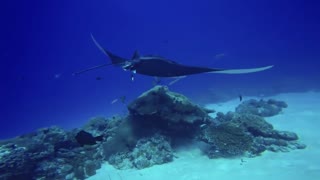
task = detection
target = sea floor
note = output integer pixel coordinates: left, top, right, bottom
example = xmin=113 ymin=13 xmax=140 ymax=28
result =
xmin=87 ymin=91 xmax=320 ymax=180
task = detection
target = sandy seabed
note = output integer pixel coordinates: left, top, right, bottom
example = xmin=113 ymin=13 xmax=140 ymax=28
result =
xmin=88 ymin=92 xmax=320 ymax=180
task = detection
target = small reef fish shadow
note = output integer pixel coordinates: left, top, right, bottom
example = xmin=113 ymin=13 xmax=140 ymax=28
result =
xmin=239 ymin=94 xmax=243 ymax=102
xmin=240 ymin=158 xmax=247 ymax=165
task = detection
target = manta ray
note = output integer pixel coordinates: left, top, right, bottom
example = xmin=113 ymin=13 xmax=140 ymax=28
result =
xmin=73 ymin=35 xmax=273 ymax=80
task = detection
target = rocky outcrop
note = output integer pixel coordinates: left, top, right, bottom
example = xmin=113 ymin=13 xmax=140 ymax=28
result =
xmin=127 ymin=86 xmax=213 ymax=138
xmin=128 ymin=85 xmax=212 ymax=124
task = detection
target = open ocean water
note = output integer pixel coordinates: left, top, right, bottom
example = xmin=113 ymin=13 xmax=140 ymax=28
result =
xmin=1 ymin=0 xmax=320 ymax=179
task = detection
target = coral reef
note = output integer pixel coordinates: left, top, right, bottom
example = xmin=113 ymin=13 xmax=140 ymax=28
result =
xmin=108 ymin=134 xmax=173 ymax=169
xmin=236 ymin=99 xmax=288 ymax=117
xmin=199 ymin=112 xmax=306 ymax=158
xmin=0 ymin=86 xmax=306 ymax=180
xmin=199 ymin=121 xmax=253 ymax=158
xmin=0 ymin=126 xmax=104 ymax=180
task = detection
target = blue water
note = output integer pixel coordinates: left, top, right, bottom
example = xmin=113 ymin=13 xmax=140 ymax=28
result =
xmin=2 ymin=0 xmax=320 ymax=139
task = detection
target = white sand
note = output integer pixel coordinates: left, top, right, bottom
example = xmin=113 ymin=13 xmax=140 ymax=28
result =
xmin=88 ymin=92 xmax=320 ymax=180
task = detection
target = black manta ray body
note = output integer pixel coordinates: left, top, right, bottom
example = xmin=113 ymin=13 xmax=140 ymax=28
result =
xmin=73 ymin=35 xmax=273 ymax=79
xmin=121 ymin=56 xmax=223 ymax=77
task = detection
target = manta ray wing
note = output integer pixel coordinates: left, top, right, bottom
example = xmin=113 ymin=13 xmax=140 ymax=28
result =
xmin=91 ymin=34 xmax=128 ymax=66
xmin=208 ymin=65 xmax=274 ymax=74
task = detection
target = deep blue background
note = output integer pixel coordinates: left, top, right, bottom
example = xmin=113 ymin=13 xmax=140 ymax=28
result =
xmin=1 ymin=0 xmax=319 ymax=138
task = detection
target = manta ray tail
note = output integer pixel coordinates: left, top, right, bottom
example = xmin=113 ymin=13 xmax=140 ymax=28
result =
xmin=210 ymin=65 xmax=274 ymax=74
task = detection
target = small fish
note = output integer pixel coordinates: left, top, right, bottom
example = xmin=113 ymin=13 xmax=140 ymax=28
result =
xmin=111 ymin=96 xmax=126 ymax=105
xmin=214 ymin=53 xmax=226 ymax=59
xmin=111 ymin=99 xmax=119 ymax=104
xmin=239 ymin=94 xmax=243 ymax=102
xmin=96 ymin=76 xmax=103 ymax=80
xmin=200 ymin=124 xmax=207 ymax=128
xmin=75 ymin=130 xmax=103 ymax=146
xmin=54 ymin=73 xmax=62 ymax=79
